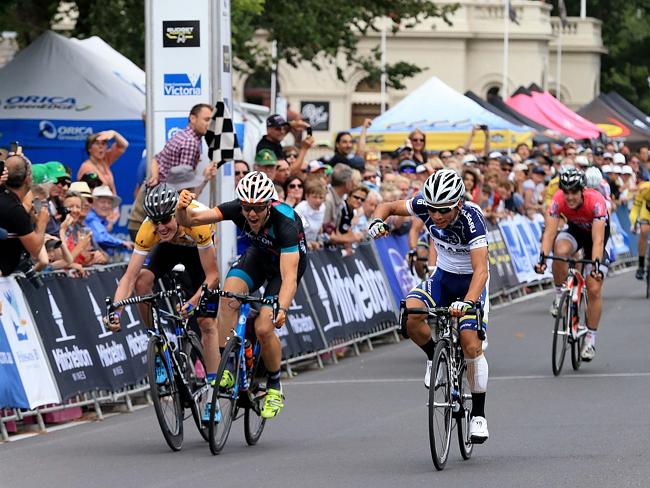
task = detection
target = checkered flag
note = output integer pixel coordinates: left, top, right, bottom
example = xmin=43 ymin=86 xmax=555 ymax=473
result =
xmin=205 ymin=99 xmax=241 ymax=167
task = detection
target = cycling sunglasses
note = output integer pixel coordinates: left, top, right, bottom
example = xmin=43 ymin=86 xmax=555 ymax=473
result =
xmin=151 ymin=215 xmax=174 ymax=226
xmin=427 ymin=204 xmax=456 ymax=215
xmin=241 ymin=203 xmax=268 ymax=213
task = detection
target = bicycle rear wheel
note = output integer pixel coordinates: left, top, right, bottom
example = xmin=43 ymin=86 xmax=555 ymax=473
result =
xmin=646 ymin=262 xmax=650 ymax=299
xmin=244 ymin=349 xmax=266 ymax=446
xmin=456 ymin=361 xmax=474 ymax=460
xmin=208 ymin=337 xmax=240 ymax=455
xmin=182 ymin=331 xmax=210 ymax=441
xmin=571 ymin=291 xmax=587 ymax=371
xmin=552 ymin=291 xmax=570 ymax=376
xmin=147 ymin=337 xmax=184 ymax=451
xmin=429 ymin=340 xmax=453 ymax=471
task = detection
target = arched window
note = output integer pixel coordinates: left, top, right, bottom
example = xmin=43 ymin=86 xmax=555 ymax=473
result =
xmin=351 ymin=77 xmax=383 ymax=128
xmin=244 ymin=71 xmax=280 ymax=108
xmin=486 ymin=85 xmax=501 ymax=99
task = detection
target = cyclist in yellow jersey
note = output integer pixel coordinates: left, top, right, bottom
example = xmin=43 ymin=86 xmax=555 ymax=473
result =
xmin=105 ymin=183 xmax=220 ymax=422
xmin=630 ymin=181 xmax=650 ymax=280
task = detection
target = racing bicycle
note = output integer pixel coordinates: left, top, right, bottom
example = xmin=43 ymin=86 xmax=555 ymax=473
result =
xmin=399 ymin=301 xmax=485 ymax=471
xmin=198 ymin=285 xmax=277 ymax=455
xmin=105 ymin=277 xmax=210 ymax=451
xmin=545 ymin=255 xmax=598 ymax=376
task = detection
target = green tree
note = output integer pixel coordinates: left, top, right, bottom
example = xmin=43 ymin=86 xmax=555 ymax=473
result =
xmin=559 ymin=0 xmax=650 ymax=113
xmin=0 ymin=0 xmax=457 ymax=90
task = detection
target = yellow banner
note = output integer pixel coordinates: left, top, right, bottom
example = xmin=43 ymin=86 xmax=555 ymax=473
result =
xmin=352 ymin=130 xmax=533 ymax=152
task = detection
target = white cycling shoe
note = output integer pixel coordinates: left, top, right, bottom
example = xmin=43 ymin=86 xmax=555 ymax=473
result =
xmin=469 ymin=416 xmax=489 ymax=444
xmin=580 ymin=342 xmax=596 ymax=362
xmin=424 ymin=360 xmax=432 ymax=389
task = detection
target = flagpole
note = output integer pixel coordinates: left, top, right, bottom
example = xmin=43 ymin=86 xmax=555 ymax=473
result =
xmin=556 ymin=25 xmax=562 ymax=100
xmin=380 ymin=25 xmax=387 ymax=114
xmin=270 ymin=40 xmax=277 ymax=113
xmin=502 ymin=0 xmax=509 ymax=98
xmin=580 ymin=0 xmax=586 ymax=19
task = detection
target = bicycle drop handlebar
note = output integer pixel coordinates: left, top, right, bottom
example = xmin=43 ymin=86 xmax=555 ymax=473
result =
xmin=401 ymin=304 xmax=486 ymax=341
xmin=198 ymin=284 xmax=280 ymax=322
xmin=542 ymin=255 xmax=600 ymax=267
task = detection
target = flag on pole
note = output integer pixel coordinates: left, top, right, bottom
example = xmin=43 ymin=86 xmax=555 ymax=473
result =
xmin=205 ymin=99 xmax=241 ymax=166
xmin=508 ymin=1 xmax=519 ymax=25
xmin=558 ymin=0 xmax=569 ymax=27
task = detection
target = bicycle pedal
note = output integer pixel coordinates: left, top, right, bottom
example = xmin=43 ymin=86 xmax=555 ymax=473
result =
xmin=469 ymin=435 xmax=488 ymax=445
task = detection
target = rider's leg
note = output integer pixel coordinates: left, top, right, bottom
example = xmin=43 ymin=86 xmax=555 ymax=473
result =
xmin=134 ymin=269 xmax=154 ymax=328
xmin=197 ymin=317 xmax=220 ymax=374
xmin=585 ymin=274 xmax=604 ymax=332
xmin=254 ymin=306 xmax=282 ymax=387
xmin=552 ymin=237 xmax=574 ymax=300
xmin=638 ymin=223 xmax=649 ymax=274
xmin=405 ymin=297 xmax=434 ymax=354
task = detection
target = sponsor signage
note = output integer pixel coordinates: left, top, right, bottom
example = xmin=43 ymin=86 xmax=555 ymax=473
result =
xmin=38 ymin=120 xmax=94 ymax=141
xmin=300 ymin=101 xmax=330 ymax=131
xmin=164 ymin=117 xmax=188 ymax=141
xmin=163 ymin=73 xmax=202 ymax=96
xmin=2 ymin=96 xmax=91 ymax=111
xmin=162 ymin=20 xmax=200 ymax=47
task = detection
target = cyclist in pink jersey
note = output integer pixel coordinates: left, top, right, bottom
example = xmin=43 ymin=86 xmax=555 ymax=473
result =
xmin=535 ymin=168 xmax=609 ymax=362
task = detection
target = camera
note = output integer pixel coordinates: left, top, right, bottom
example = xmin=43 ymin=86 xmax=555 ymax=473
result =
xmin=57 ymin=206 xmax=69 ymax=223
xmin=306 ymin=126 xmax=313 ymax=137
xmin=17 ymin=258 xmax=44 ymax=289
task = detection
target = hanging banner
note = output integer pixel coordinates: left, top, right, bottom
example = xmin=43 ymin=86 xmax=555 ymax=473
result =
xmin=17 ymin=269 xmax=147 ymax=400
xmin=0 ymin=277 xmax=59 ymax=409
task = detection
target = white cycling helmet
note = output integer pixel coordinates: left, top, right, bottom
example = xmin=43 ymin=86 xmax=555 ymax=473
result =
xmin=584 ymin=166 xmax=603 ymax=188
xmin=422 ymin=169 xmax=465 ymax=206
xmin=236 ymin=171 xmax=276 ymax=204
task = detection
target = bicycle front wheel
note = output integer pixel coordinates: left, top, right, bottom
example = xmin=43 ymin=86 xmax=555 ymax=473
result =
xmin=244 ymin=348 xmax=266 ymax=446
xmin=208 ymin=337 xmax=240 ymax=455
xmin=147 ymin=337 xmax=184 ymax=451
xmin=646 ymin=263 xmax=650 ymax=299
xmin=571 ymin=291 xmax=587 ymax=371
xmin=183 ymin=331 xmax=210 ymax=441
xmin=456 ymin=362 xmax=474 ymax=460
xmin=552 ymin=291 xmax=570 ymax=376
xmin=429 ymin=340 xmax=453 ymax=471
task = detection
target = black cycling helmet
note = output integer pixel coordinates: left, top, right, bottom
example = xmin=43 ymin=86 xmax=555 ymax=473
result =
xmin=144 ymin=183 xmax=179 ymax=220
xmin=559 ymin=167 xmax=585 ymax=192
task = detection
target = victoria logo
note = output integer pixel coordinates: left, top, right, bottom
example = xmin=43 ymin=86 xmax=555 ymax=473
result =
xmin=162 ymin=20 xmax=200 ymax=47
xmin=163 ymin=73 xmax=201 ymax=96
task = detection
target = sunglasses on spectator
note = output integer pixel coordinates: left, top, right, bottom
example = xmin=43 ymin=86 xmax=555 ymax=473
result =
xmin=288 ymin=183 xmax=303 ymax=189
xmin=411 ymin=138 xmax=424 ymax=143
xmin=235 ymin=171 xmax=249 ymax=176
xmin=152 ymin=215 xmax=174 ymax=226
xmin=350 ymin=194 xmax=366 ymax=202
xmin=57 ymin=177 xmax=71 ymax=186
xmin=241 ymin=203 xmax=268 ymax=213
xmin=427 ymin=204 xmax=456 ymax=215
xmin=286 ymin=153 xmax=298 ymax=159
xmin=440 ymin=153 xmax=452 ymax=159
xmin=399 ymin=168 xmax=416 ymax=174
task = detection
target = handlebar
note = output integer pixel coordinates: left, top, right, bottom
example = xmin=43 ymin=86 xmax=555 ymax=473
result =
xmin=542 ymin=255 xmax=599 ymax=267
xmin=401 ymin=303 xmax=486 ymax=341
xmin=407 ymin=250 xmax=428 ymax=275
xmin=105 ymin=286 xmax=184 ymax=319
xmin=198 ymin=284 xmax=280 ymax=322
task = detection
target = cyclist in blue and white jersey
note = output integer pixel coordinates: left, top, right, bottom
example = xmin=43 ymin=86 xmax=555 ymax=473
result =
xmin=369 ymin=169 xmax=490 ymax=443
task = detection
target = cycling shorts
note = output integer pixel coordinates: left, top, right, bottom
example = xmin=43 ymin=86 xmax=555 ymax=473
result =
xmin=556 ymin=224 xmax=610 ymax=277
xmin=226 ymin=246 xmax=307 ymax=306
xmin=406 ymin=267 xmax=489 ymax=332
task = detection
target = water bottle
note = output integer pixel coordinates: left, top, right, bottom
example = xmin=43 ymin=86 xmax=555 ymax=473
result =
xmin=244 ymin=340 xmax=254 ymax=372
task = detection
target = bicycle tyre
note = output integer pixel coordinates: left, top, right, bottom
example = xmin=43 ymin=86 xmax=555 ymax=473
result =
xmin=244 ymin=348 xmax=266 ymax=446
xmin=183 ymin=331 xmax=210 ymax=442
xmin=208 ymin=337 xmax=240 ymax=455
xmin=552 ymin=291 xmax=570 ymax=376
xmin=429 ymin=340 xmax=453 ymax=471
xmin=646 ymin=263 xmax=650 ymax=299
xmin=571 ymin=291 xmax=587 ymax=371
xmin=147 ymin=337 xmax=184 ymax=451
xmin=456 ymin=361 xmax=474 ymax=460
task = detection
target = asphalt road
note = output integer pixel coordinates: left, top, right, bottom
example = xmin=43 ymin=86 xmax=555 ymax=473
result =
xmin=2 ymin=269 xmax=650 ymax=488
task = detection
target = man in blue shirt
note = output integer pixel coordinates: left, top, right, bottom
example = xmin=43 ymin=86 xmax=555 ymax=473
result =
xmin=84 ymin=185 xmax=133 ymax=254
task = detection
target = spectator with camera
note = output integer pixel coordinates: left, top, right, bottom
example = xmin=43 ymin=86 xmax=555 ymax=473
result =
xmin=61 ymin=191 xmax=108 ymax=266
xmin=0 ymin=154 xmax=49 ymax=277
xmin=42 ymin=161 xmax=72 ymax=235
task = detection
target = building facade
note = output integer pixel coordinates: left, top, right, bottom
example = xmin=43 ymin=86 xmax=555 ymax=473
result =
xmin=234 ymin=0 xmax=605 ymax=140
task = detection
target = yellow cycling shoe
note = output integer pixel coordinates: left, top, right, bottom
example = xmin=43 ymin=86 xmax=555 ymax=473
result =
xmin=260 ymin=387 xmax=284 ymax=419
xmin=219 ymin=370 xmax=235 ymax=389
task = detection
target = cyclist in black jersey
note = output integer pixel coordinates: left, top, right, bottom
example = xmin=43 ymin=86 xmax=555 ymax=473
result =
xmin=176 ymin=171 xmax=307 ymax=419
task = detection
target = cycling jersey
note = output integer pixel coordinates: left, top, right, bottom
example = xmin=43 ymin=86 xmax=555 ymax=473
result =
xmin=544 ymin=176 xmax=560 ymax=207
xmin=549 ymin=188 xmax=608 ymax=232
xmin=630 ymin=181 xmax=650 ymax=227
xmin=216 ymin=199 xmax=307 ymax=260
xmin=407 ymin=194 xmax=488 ymax=274
xmin=133 ymin=200 xmax=215 ymax=254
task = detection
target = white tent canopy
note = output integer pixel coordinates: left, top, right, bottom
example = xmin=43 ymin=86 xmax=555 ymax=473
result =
xmin=0 ymin=30 xmax=144 ymax=120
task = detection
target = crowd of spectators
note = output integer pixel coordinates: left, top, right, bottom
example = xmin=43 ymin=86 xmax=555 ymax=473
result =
xmin=3 ymin=100 xmax=650 ymax=281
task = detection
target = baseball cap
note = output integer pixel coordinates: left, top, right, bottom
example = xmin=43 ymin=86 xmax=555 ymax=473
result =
xmin=45 ymin=238 xmax=63 ymax=251
xmin=45 ymin=161 xmax=69 ymax=181
xmin=308 ymin=160 xmax=327 ymax=173
xmin=574 ymin=155 xmax=590 ymax=167
xmin=31 ymin=164 xmax=53 ymax=184
xmin=601 ymin=164 xmax=613 ymax=173
xmin=166 ymin=165 xmax=205 ymax=191
xmin=621 ymin=165 xmax=634 ymax=175
xmin=531 ymin=166 xmax=546 ymax=175
xmin=602 ymin=152 xmax=613 ymax=160
xmin=563 ymin=137 xmax=576 ymax=146
xmin=398 ymin=160 xmax=417 ymax=173
xmin=255 ymin=149 xmax=278 ymax=166
xmin=488 ymin=151 xmax=502 ymax=160
xmin=463 ymin=154 xmax=478 ymax=165
xmin=266 ymin=114 xmax=290 ymax=128
xmin=613 ymin=153 xmax=626 ymax=164
xmin=612 ymin=165 xmax=623 ymax=174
